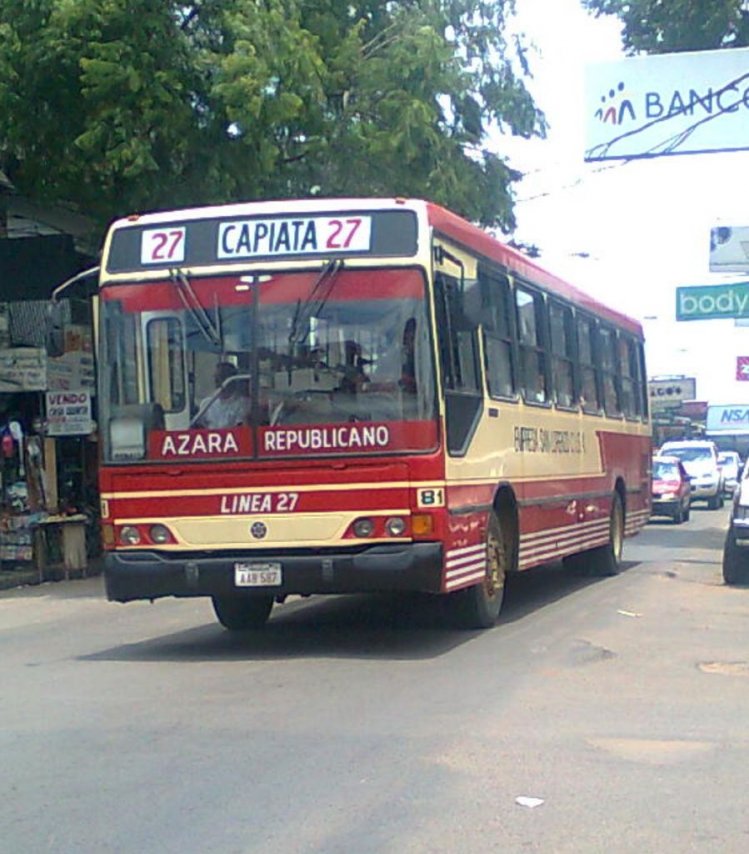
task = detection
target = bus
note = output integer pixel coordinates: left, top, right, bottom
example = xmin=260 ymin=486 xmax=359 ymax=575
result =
xmin=95 ymin=197 xmax=651 ymax=630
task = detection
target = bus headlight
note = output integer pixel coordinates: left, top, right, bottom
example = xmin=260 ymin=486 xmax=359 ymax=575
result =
xmin=120 ymin=526 xmax=141 ymax=546
xmin=353 ymin=518 xmax=375 ymax=537
xmin=385 ymin=517 xmax=407 ymax=537
xmin=149 ymin=524 xmax=171 ymax=544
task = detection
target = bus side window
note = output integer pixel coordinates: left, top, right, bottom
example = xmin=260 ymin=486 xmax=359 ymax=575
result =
xmin=515 ymin=286 xmax=548 ymax=404
xmin=637 ymin=341 xmax=649 ymax=419
xmin=577 ymin=316 xmax=601 ymax=414
xmin=479 ymin=269 xmax=516 ymax=399
xmin=435 ymin=272 xmax=483 ymax=456
xmin=549 ymin=300 xmax=575 ymax=408
xmin=599 ymin=326 xmax=622 ymax=417
xmin=618 ymin=333 xmax=640 ymax=419
xmin=434 ymin=273 xmax=481 ymax=393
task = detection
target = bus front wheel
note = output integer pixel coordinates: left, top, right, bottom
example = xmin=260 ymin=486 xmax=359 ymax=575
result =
xmin=449 ymin=513 xmax=507 ymax=630
xmin=212 ymin=595 xmax=273 ymax=631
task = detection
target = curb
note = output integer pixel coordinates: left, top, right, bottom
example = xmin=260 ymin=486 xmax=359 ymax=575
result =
xmin=0 ymin=558 xmax=104 ymax=592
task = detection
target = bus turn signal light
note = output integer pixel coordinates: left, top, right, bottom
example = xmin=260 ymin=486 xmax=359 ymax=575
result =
xmin=101 ymin=524 xmax=115 ymax=547
xmin=411 ymin=514 xmax=433 ymax=535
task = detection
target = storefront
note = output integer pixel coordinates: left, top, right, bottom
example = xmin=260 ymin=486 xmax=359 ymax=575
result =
xmin=0 ymin=232 xmax=99 ymax=582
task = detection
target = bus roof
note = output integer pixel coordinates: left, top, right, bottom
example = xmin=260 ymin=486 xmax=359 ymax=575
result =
xmin=425 ymin=201 xmax=643 ymax=337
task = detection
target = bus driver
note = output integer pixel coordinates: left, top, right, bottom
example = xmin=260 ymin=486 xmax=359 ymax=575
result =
xmin=195 ymin=361 xmax=252 ymax=429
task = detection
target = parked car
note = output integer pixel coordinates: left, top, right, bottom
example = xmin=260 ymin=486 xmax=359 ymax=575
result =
xmin=723 ymin=462 xmax=749 ymax=584
xmin=717 ymin=451 xmax=741 ymax=496
xmin=659 ymin=440 xmax=725 ymax=509
xmin=651 ymin=455 xmax=692 ymax=523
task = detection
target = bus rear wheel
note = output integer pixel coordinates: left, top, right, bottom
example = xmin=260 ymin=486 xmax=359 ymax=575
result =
xmin=212 ymin=595 xmax=273 ymax=631
xmin=564 ymin=492 xmax=623 ymax=577
xmin=449 ymin=513 xmax=506 ymax=629
xmin=587 ymin=492 xmax=624 ymax=576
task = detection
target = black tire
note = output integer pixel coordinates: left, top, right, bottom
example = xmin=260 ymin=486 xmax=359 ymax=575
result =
xmin=672 ymin=505 xmax=683 ymax=525
xmin=212 ymin=595 xmax=273 ymax=630
xmin=719 ymin=492 xmax=725 ymax=509
xmin=449 ymin=513 xmax=507 ymax=629
xmin=584 ymin=492 xmax=624 ymax=577
xmin=723 ymin=530 xmax=749 ymax=585
xmin=707 ymin=494 xmax=720 ymax=510
xmin=683 ymin=501 xmax=691 ymax=522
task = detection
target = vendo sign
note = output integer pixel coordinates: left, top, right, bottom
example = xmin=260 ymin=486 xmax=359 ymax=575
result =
xmin=45 ymin=390 xmax=93 ymax=436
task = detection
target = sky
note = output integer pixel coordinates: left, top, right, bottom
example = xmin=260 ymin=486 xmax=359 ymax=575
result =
xmin=499 ymin=0 xmax=749 ymax=405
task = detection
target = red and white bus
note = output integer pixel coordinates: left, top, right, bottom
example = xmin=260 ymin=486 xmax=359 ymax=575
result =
xmin=97 ymin=197 xmax=651 ymax=629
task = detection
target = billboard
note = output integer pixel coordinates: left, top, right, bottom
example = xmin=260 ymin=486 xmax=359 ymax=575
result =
xmin=710 ymin=226 xmax=749 ymax=273
xmin=707 ymin=404 xmax=749 ymax=434
xmin=585 ymin=46 xmax=749 ymax=161
xmin=648 ymin=377 xmax=696 ymax=412
xmin=676 ymin=282 xmax=749 ymax=321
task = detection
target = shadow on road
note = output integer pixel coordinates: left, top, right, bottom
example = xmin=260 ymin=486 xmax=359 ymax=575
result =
xmin=80 ymin=560 xmax=634 ymax=664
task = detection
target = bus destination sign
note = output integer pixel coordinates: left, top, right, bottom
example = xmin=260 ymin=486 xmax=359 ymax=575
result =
xmin=106 ymin=209 xmax=418 ymax=273
xmin=217 ymin=215 xmax=372 ymax=260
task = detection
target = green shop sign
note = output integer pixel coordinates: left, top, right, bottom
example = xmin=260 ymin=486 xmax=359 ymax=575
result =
xmin=676 ymin=282 xmax=749 ymax=321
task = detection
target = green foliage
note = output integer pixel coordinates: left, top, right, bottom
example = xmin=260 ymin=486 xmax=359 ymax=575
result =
xmin=0 ymin=0 xmax=545 ymax=231
xmin=583 ymin=0 xmax=749 ymax=54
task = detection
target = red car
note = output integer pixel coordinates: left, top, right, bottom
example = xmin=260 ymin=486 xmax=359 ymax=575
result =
xmin=651 ymin=455 xmax=692 ymax=524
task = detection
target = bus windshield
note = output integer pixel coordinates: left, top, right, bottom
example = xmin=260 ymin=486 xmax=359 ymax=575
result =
xmin=99 ymin=266 xmax=437 ymax=462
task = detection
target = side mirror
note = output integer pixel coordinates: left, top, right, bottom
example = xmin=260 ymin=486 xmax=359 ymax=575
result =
xmin=45 ymin=301 xmax=66 ymax=358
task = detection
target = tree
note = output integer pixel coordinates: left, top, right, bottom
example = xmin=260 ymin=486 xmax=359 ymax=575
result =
xmin=0 ymin=0 xmax=546 ymax=232
xmin=582 ymin=0 xmax=749 ymax=54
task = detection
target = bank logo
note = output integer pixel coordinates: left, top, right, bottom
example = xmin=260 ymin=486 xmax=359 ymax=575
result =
xmin=737 ymin=357 xmax=749 ymax=381
xmin=594 ymin=80 xmax=636 ymax=125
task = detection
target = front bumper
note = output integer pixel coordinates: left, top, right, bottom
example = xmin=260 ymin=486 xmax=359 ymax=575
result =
xmin=690 ymin=482 xmax=720 ymax=498
xmin=105 ymin=542 xmax=444 ymax=602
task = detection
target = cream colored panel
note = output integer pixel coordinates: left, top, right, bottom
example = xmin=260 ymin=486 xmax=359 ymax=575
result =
xmin=173 ymin=514 xmax=347 ymax=546
xmin=445 ymin=403 xmax=649 ymax=483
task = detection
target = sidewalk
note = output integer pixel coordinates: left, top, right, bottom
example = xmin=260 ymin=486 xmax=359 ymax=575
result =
xmin=0 ymin=556 xmax=104 ymax=591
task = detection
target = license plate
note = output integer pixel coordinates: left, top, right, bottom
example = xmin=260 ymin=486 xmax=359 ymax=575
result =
xmin=234 ymin=562 xmax=282 ymax=587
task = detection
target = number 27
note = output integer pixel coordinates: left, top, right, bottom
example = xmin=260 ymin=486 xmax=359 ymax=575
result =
xmin=142 ymin=227 xmax=186 ymax=264
xmin=150 ymin=230 xmax=184 ymax=260
xmin=326 ymin=218 xmax=361 ymax=249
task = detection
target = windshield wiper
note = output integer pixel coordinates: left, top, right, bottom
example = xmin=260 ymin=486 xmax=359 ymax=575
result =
xmin=169 ymin=269 xmax=222 ymax=349
xmin=287 ymin=259 xmax=343 ymax=348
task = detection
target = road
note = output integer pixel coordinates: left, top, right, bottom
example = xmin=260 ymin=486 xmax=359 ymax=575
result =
xmin=2 ymin=506 xmax=748 ymax=853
